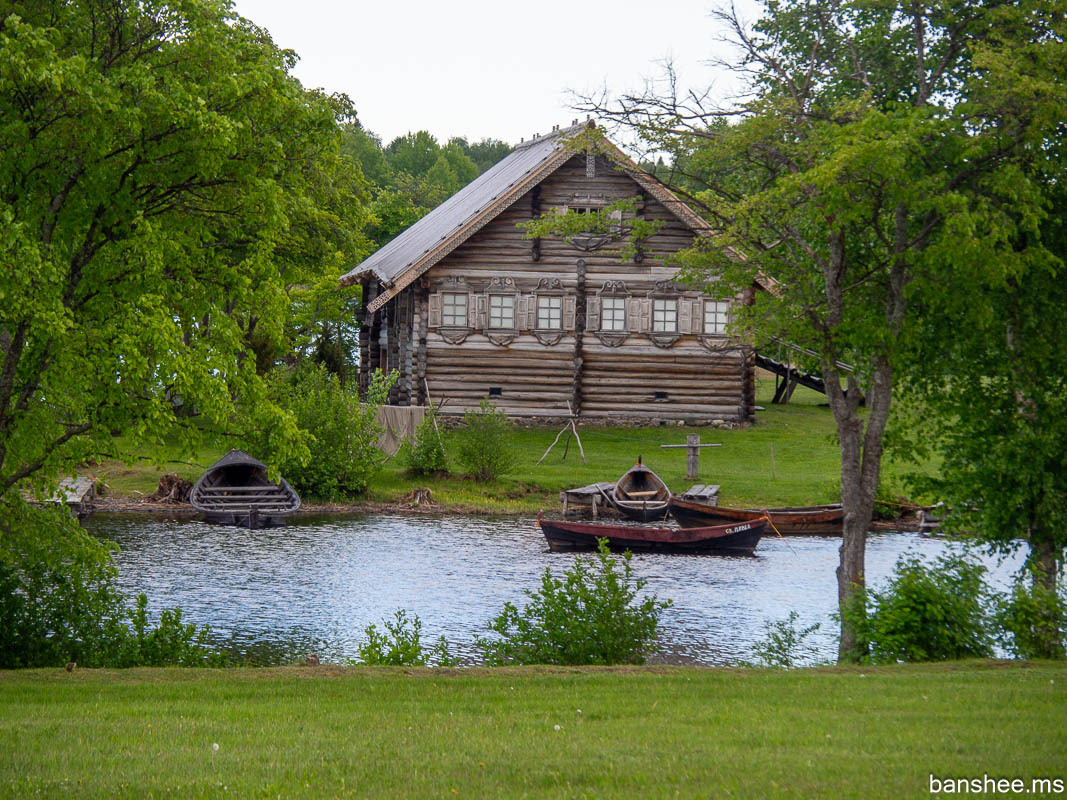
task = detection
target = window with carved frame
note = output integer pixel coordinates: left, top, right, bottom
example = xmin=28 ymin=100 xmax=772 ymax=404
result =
xmin=441 ymin=292 xmax=468 ymax=327
xmin=703 ymin=300 xmax=730 ymax=334
xmin=652 ymin=298 xmax=678 ymax=332
xmin=600 ymin=296 xmax=626 ymax=331
xmin=489 ymin=294 xmax=515 ymax=329
xmin=536 ymin=295 xmax=562 ymax=329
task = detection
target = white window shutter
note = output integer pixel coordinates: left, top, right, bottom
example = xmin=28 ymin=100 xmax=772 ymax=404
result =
xmin=586 ymin=297 xmax=600 ymax=331
xmin=526 ymin=295 xmax=537 ymax=330
xmin=627 ymin=298 xmax=642 ymax=332
xmin=428 ymin=294 xmax=442 ymax=327
xmin=563 ymin=296 xmax=576 ymax=330
xmin=639 ymin=299 xmax=652 ymax=332
xmin=516 ymin=296 xmax=528 ymax=330
xmin=679 ymin=298 xmax=692 ymax=334
xmin=476 ymin=295 xmax=488 ymax=329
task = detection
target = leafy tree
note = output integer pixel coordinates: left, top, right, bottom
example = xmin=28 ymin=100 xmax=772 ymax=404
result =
xmin=0 ymin=0 xmax=369 ymax=498
xmin=0 ymin=0 xmax=369 ymax=663
xmin=341 ymin=121 xmax=393 ymax=187
xmin=385 ymin=130 xmax=443 ymax=177
xmin=449 ymin=136 xmax=512 ymax=173
xmin=574 ymin=0 xmax=1065 ymax=661
xmin=897 ymin=14 xmax=1067 ymax=629
xmin=251 ymin=365 xmax=395 ymax=500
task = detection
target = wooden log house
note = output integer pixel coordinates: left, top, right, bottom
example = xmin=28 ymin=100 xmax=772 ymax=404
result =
xmin=340 ymin=122 xmax=760 ymax=424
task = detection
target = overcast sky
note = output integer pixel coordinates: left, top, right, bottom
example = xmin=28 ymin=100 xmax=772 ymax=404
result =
xmin=230 ymin=0 xmax=762 ymax=147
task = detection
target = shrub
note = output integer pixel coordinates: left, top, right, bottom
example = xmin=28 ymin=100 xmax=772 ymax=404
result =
xmin=0 ymin=497 xmax=224 ymax=668
xmin=478 ymin=538 xmax=671 ymax=665
xmin=252 ymin=364 xmax=396 ymax=500
xmin=455 ymin=397 xmax=516 ymax=481
xmin=996 ymin=565 xmax=1066 ymax=659
xmin=842 ymin=551 xmax=994 ymax=663
xmin=402 ymin=404 xmax=448 ymax=476
xmin=751 ymin=610 xmax=822 ymax=668
xmin=351 ymin=609 xmax=457 ymax=666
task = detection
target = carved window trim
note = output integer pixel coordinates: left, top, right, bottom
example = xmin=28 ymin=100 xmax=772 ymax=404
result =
xmin=428 ymin=277 xmax=474 ymax=345
xmin=589 ymin=279 xmax=629 ymax=347
xmin=482 ymin=277 xmax=520 ymax=343
xmin=702 ymin=299 xmax=731 ymax=336
xmin=646 ymin=280 xmax=682 ymax=348
xmin=562 ymin=193 xmax=624 ymax=252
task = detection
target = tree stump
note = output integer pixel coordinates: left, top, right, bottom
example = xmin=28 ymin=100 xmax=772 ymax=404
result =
xmin=408 ymin=488 xmax=435 ymax=507
xmin=148 ymin=473 xmax=193 ymax=503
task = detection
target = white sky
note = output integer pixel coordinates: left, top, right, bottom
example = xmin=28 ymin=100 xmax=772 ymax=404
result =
xmin=230 ymin=0 xmax=762 ymax=147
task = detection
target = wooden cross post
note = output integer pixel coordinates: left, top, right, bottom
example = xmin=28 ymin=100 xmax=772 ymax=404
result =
xmin=660 ymin=434 xmax=722 ymax=480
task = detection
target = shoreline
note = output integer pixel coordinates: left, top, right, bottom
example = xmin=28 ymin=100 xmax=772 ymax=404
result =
xmin=87 ymin=496 xmax=926 ymax=532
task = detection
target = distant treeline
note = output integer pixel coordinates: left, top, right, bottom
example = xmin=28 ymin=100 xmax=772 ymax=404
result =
xmin=341 ymin=124 xmax=512 ymax=248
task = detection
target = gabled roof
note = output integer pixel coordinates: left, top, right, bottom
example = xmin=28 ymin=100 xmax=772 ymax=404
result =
xmin=342 ymin=122 xmax=720 ymax=313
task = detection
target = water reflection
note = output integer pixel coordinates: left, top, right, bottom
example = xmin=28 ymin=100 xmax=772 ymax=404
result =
xmin=86 ymin=513 xmax=1026 ymax=666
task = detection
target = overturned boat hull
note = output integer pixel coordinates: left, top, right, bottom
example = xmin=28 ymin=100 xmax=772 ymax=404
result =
xmin=189 ymin=449 xmax=300 ymax=529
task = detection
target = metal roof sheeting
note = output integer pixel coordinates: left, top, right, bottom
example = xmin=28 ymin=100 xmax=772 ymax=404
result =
xmin=340 ymin=124 xmax=585 ymax=288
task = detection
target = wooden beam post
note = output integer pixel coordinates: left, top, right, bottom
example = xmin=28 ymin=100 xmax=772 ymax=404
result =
xmin=660 ymin=435 xmax=723 ymax=480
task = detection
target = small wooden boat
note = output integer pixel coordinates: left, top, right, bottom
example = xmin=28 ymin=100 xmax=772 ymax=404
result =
xmin=538 ymin=512 xmax=765 ymax=555
xmin=668 ymin=497 xmax=843 ymax=535
xmin=607 ymin=458 xmax=671 ymax=522
xmin=189 ymin=449 xmax=300 ymax=529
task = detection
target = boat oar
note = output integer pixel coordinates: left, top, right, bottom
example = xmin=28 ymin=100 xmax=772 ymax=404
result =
xmin=761 ymin=510 xmax=797 ymax=556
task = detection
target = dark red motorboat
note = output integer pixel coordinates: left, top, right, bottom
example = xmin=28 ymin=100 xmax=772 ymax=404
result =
xmin=537 ymin=512 xmax=765 ymax=555
xmin=668 ymin=497 xmax=844 ymax=535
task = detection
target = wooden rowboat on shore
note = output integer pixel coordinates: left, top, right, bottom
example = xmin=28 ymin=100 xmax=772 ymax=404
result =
xmin=607 ymin=458 xmax=671 ymax=522
xmin=668 ymin=496 xmax=843 ymax=535
xmin=189 ymin=449 xmax=300 ymax=529
xmin=537 ymin=512 xmax=765 ymax=555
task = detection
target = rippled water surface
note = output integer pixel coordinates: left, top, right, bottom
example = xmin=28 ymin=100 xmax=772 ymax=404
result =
xmin=87 ymin=513 xmax=1024 ymax=665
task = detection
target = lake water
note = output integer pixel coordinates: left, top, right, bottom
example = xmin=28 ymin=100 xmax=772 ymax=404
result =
xmin=86 ymin=513 xmax=1026 ymax=666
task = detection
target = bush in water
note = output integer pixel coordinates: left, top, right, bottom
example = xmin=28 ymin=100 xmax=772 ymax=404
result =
xmin=350 ymin=610 xmax=457 ymax=667
xmin=841 ymin=551 xmax=994 ymax=663
xmin=751 ymin=610 xmax=822 ymax=668
xmin=996 ymin=564 xmax=1066 ymax=659
xmin=478 ymin=538 xmax=671 ymax=666
xmin=0 ymin=497 xmax=225 ymax=668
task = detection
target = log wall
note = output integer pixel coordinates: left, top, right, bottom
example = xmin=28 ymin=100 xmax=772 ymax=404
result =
xmin=367 ymin=155 xmax=753 ymax=423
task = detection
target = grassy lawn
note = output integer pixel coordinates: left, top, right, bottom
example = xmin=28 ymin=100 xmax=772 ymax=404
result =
xmin=85 ymin=375 xmax=930 ymax=513
xmin=1 ymin=662 xmax=1063 ymax=798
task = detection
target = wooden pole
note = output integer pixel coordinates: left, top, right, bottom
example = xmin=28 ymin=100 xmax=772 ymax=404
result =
xmin=660 ymin=436 xmax=722 ymax=481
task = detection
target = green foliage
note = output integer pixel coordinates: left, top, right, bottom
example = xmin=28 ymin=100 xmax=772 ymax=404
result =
xmin=520 ymin=193 xmax=663 ymax=263
xmin=842 ymin=552 xmax=994 ymax=664
xmin=0 ymin=497 xmax=223 ymax=668
xmin=402 ymin=405 xmax=448 ymax=476
xmin=996 ymin=566 xmax=1066 ymax=659
xmin=0 ymin=0 xmax=369 ymax=497
xmin=751 ymin=611 xmax=822 ymax=668
xmin=251 ymin=365 xmax=396 ymax=500
xmin=478 ymin=538 xmax=671 ymax=666
xmin=351 ymin=609 xmax=457 ymax=667
xmin=454 ymin=398 xmax=516 ymax=482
